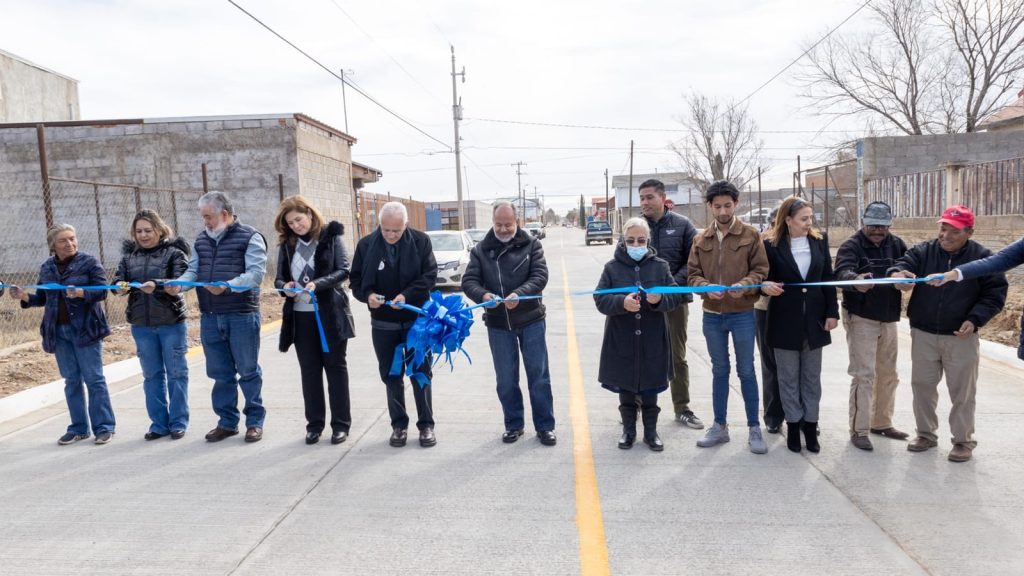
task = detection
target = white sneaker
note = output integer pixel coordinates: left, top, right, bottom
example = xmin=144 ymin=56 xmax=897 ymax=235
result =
xmin=748 ymin=426 xmax=768 ymax=454
xmin=696 ymin=422 xmax=730 ymax=447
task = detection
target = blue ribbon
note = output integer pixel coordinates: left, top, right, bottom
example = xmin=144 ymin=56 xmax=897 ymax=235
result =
xmin=6 ymin=279 xmax=331 ymax=354
xmin=579 ymin=275 xmax=947 ymax=296
xmin=384 ymin=290 xmax=477 ymax=388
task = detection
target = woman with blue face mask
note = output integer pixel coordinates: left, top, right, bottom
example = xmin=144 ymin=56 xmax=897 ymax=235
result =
xmin=593 ymin=217 xmax=682 ymax=451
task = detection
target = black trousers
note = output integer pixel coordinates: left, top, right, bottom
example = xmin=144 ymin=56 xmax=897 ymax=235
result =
xmin=755 ymin=308 xmax=784 ymax=427
xmin=294 ymin=312 xmax=351 ymax=433
xmin=371 ymin=326 xmax=434 ymax=431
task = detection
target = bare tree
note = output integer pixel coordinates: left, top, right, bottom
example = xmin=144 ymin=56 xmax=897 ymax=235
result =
xmin=797 ymin=0 xmax=1024 ymax=134
xmin=670 ymin=92 xmax=764 ymax=187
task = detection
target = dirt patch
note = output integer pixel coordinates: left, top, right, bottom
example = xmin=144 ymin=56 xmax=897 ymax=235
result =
xmin=0 ymin=292 xmax=284 ymax=400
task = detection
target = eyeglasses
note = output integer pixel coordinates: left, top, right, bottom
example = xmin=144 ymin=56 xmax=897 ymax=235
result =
xmin=624 ymin=237 xmax=648 ymax=246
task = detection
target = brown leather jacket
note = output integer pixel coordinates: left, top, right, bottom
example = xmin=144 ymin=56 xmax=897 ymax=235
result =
xmin=687 ymin=217 xmax=769 ymax=313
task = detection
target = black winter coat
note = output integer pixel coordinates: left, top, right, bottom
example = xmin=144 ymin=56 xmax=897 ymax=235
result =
xmin=763 ymin=234 xmax=840 ymax=351
xmin=349 ymin=226 xmax=437 ymax=324
xmin=462 ymin=228 xmax=548 ymax=330
xmin=834 ymin=230 xmax=907 ymax=323
xmin=594 ymin=246 xmax=681 ymax=394
xmin=887 ymin=239 xmax=1008 ymax=335
xmin=112 ymin=237 xmax=189 ymax=326
xmin=275 ymin=221 xmax=355 ymax=351
xmin=644 ymin=209 xmax=697 ymax=302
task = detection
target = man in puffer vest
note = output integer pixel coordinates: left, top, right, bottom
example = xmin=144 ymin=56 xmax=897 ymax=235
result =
xmin=166 ymin=192 xmax=268 ymax=443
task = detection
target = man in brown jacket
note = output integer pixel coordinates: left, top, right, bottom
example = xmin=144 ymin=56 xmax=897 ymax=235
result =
xmin=687 ymin=180 xmax=770 ymax=454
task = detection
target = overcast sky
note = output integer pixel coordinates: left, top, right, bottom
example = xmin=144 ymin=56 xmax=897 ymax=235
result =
xmin=2 ymin=0 xmax=881 ymax=213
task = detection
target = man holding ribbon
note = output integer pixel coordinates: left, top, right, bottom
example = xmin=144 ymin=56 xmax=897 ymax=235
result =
xmin=888 ymin=205 xmax=1007 ymax=463
xmin=462 ymin=201 xmax=556 ymax=446
xmin=165 ymin=191 xmax=268 ymax=444
xmin=687 ymin=180 xmax=770 ymax=454
xmin=834 ymin=201 xmax=910 ymax=451
xmin=349 ymin=201 xmax=438 ymax=448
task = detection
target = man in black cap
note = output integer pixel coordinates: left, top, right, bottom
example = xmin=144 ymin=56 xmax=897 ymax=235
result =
xmin=834 ymin=201 xmax=909 ymax=451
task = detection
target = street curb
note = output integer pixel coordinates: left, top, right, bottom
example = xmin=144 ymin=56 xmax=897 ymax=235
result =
xmin=0 ymin=320 xmax=282 ymax=425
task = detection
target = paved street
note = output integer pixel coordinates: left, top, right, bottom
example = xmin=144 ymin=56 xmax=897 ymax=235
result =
xmin=1 ymin=226 xmax=1022 ymax=575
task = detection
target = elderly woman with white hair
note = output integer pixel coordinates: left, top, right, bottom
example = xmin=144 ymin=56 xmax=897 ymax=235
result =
xmin=593 ymin=217 xmax=682 ymax=451
xmin=9 ymin=224 xmax=116 ymax=445
xmin=349 ymin=201 xmax=439 ymax=448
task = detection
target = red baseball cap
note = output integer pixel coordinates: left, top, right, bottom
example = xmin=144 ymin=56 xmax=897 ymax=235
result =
xmin=938 ymin=205 xmax=974 ymax=229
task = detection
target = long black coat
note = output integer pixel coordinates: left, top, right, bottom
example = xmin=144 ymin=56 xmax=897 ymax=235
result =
xmin=594 ymin=246 xmax=681 ymax=394
xmin=112 ymin=237 xmax=190 ymax=326
xmin=763 ymin=234 xmax=839 ymax=351
xmin=275 ymin=221 xmax=355 ymax=352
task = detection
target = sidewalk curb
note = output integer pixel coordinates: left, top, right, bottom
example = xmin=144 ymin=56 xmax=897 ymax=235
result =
xmin=0 ymin=320 xmax=282 ymax=425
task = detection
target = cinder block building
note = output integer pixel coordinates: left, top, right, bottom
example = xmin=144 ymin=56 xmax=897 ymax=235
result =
xmin=0 ymin=48 xmax=80 ymax=123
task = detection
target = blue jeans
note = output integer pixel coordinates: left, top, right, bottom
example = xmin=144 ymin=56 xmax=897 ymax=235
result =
xmin=54 ymin=324 xmax=115 ymax=435
xmin=702 ymin=311 xmax=760 ymax=427
xmin=132 ymin=323 xmax=190 ymax=434
xmin=200 ymin=312 xmax=265 ymax=430
xmin=487 ymin=320 xmax=555 ymax=432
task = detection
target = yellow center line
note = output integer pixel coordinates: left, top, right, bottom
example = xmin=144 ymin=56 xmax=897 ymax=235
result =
xmin=562 ymin=257 xmax=610 ymax=576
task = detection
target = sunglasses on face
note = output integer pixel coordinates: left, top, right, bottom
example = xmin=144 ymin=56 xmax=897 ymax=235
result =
xmin=624 ymin=237 xmax=648 ymax=246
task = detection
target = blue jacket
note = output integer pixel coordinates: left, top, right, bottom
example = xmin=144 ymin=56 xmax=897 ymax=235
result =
xmin=957 ymin=236 xmax=1024 ymax=360
xmin=22 ymin=252 xmax=111 ymax=354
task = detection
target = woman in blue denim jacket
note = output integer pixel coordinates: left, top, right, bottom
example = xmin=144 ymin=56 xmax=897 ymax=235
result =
xmin=9 ymin=224 xmax=116 ymax=445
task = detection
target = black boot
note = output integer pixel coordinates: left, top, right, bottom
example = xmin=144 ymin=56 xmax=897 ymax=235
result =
xmin=787 ymin=422 xmax=802 ymax=453
xmin=618 ymin=404 xmax=637 ymax=449
xmin=803 ymin=421 xmax=820 ymax=453
xmin=641 ymin=403 xmax=663 ymax=452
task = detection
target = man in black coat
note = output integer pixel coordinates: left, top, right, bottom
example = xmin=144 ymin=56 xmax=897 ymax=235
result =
xmin=834 ymin=201 xmax=910 ymax=451
xmin=462 ymin=201 xmax=556 ymax=446
xmin=888 ymin=205 xmax=1007 ymax=463
xmin=639 ymin=179 xmax=701 ymax=429
xmin=349 ymin=202 xmax=439 ymax=448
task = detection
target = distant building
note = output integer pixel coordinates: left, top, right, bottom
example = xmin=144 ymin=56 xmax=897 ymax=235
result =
xmin=611 ymin=172 xmax=702 ymax=221
xmin=425 ymin=199 xmax=493 ymax=230
xmin=977 ymin=88 xmax=1024 ymax=132
xmin=0 ymin=48 xmax=80 ymax=123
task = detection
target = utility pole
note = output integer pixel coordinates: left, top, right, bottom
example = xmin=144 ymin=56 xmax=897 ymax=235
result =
xmin=604 ymin=168 xmax=610 ymax=226
xmin=628 ymin=140 xmax=634 ymax=218
xmin=339 ymin=68 xmax=352 ymax=133
xmin=511 ymin=161 xmax=527 ymax=226
xmin=451 ymin=46 xmax=466 ymax=229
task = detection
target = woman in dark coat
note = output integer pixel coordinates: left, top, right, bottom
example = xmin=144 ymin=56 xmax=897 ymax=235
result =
xmin=274 ymin=195 xmax=355 ymax=445
xmin=761 ymin=196 xmax=839 ymax=453
xmin=594 ymin=217 xmax=681 ymax=451
xmin=9 ymin=224 xmax=116 ymax=445
xmin=112 ymin=209 xmax=190 ymax=440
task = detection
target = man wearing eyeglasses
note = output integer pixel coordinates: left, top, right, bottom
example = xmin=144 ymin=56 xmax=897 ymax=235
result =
xmin=638 ymin=179 xmax=701 ymax=429
xmin=834 ymin=201 xmax=910 ymax=451
xmin=687 ymin=180 xmax=770 ymax=454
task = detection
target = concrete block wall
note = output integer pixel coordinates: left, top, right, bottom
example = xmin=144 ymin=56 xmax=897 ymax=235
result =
xmin=295 ymin=122 xmax=356 ymax=254
xmin=860 ymin=132 xmax=1024 ymax=180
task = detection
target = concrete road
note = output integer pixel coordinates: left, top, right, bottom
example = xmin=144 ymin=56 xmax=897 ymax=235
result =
xmin=1 ymin=226 xmax=1021 ymax=575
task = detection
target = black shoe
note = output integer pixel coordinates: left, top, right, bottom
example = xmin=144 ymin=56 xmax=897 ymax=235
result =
xmin=205 ymin=427 xmax=239 ymax=442
xmin=766 ymin=422 xmax=782 ymax=434
xmin=419 ymin=427 xmax=437 ymax=447
xmin=644 ymin=433 xmax=664 ymax=452
xmin=802 ymin=421 xmax=820 ymax=453
xmin=618 ymin=432 xmax=636 ymax=449
xmin=170 ymin=430 xmax=186 ymax=440
xmin=305 ymin=432 xmax=321 ymax=445
xmin=502 ymin=429 xmax=525 ymax=443
xmin=94 ymin=431 xmax=114 ymax=445
xmin=786 ymin=422 xmax=802 ymax=453
xmin=390 ymin=428 xmax=408 ymax=447
xmin=144 ymin=431 xmax=168 ymax=441
xmin=537 ymin=430 xmax=557 ymax=446
xmin=58 ymin=432 xmax=89 ymax=445
xmin=331 ymin=430 xmax=348 ymax=445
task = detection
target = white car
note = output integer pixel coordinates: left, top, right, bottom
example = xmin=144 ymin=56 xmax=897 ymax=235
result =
xmin=427 ymin=231 xmax=473 ymax=288
xmin=464 ymin=228 xmax=488 ymax=246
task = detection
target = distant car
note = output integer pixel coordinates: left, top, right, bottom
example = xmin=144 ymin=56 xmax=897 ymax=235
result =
xmin=525 ymin=222 xmax=546 ymax=240
xmin=740 ymin=207 xmax=774 ymax=231
xmin=464 ymin=228 xmax=487 ymax=246
xmin=585 ymin=220 xmax=613 ymax=245
xmin=426 ymin=231 xmax=473 ymax=288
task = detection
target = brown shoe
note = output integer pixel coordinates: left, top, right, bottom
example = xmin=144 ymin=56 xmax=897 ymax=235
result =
xmin=851 ymin=435 xmax=874 ymax=451
xmin=205 ymin=427 xmax=239 ymax=442
xmin=907 ymin=436 xmax=938 ymax=452
xmin=948 ymin=443 xmax=973 ymax=462
xmin=245 ymin=427 xmax=263 ymax=443
xmin=871 ymin=427 xmax=910 ymax=440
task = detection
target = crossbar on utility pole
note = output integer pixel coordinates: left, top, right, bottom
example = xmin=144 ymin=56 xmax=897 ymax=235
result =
xmin=451 ymin=46 xmax=466 ymax=230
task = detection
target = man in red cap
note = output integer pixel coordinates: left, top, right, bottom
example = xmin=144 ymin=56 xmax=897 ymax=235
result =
xmin=888 ymin=205 xmax=1007 ymax=462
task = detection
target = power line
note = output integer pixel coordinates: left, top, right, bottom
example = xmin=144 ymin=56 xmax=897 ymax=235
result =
xmin=732 ymin=0 xmax=874 ymax=109
xmin=463 ymin=116 xmax=858 ymax=134
xmin=226 ymin=0 xmax=451 ymax=151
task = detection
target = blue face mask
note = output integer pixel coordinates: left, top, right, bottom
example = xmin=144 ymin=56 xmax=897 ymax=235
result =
xmin=627 ymin=246 xmax=648 ymax=261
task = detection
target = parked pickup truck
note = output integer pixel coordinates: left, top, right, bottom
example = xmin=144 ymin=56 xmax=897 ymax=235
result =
xmin=585 ymin=220 xmax=613 ymax=245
